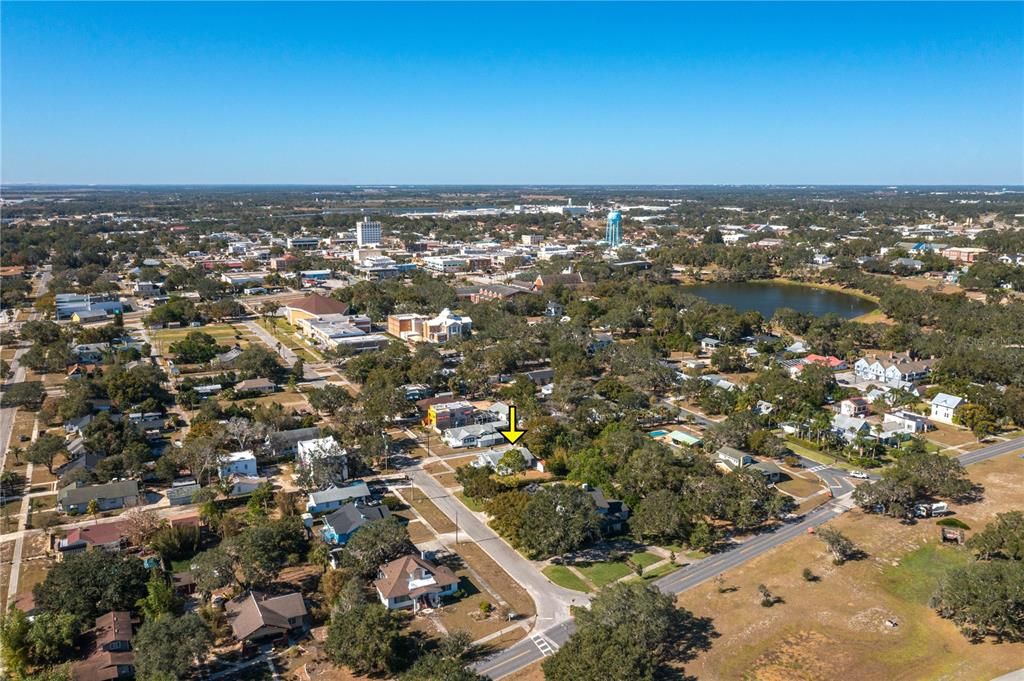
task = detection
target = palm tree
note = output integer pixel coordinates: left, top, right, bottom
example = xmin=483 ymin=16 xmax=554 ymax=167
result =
xmin=86 ymin=498 xmax=100 ymax=524
xmin=308 ymin=540 xmax=331 ymax=575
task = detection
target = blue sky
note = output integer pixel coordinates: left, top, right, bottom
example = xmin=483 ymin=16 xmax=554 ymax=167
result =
xmin=2 ymin=2 xmax=1022 ymax=185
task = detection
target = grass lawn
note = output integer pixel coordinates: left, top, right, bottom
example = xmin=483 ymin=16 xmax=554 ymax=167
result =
xmin=776 ymin=475 xmax=825 ymax=498
xmin=576 ymin=560 xmax=632 ymax=588
xmin=629 ymin=561 xmax=678 ymax=583
xmin=630 ymin=551 xmax=662 ymax=568
xmin=0 ymin=499 xmax=22 ymax=533
xmin=880 ymin=544 xmax=972 ymax=605
xmin=785 ymin=437 xmax=855 ymax=471
xmin=455 ymin=492 xmax=484 ymax=512
xmin=542 ymin=565 xmax=590 ymax=593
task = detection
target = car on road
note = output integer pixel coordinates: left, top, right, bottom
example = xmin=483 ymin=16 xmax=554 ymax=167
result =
xmin=849 ymin=470 xmax=869 ymax=479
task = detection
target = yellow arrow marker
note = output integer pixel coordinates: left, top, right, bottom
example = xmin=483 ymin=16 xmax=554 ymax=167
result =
xmin=499 ymin=405 xmax=527 ymax=445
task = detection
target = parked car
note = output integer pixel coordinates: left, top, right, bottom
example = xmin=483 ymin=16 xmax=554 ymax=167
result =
xmin=849 ymin=470 xmax=869 ymax=479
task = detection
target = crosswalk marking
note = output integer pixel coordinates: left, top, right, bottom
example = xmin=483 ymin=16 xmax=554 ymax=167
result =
xmin=531 ymin=634 xmax=557 ymax=656
xmin=806 ymin=464 xmax=828 ymax=473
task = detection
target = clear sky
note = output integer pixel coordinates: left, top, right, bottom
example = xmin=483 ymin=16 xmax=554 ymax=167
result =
xmin=2 ymin=2 xmax=1022 ymax=185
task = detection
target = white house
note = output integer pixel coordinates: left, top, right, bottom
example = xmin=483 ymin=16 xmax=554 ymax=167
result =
xmin=373 ymin=555 xmax=460 ymax=612
xmin=839 ymin=397 xmax=870 ymax=417
xmin=883 ymin=410 xmax=932 ymax=434
xmin=929 ymin=393 xmax=965 ymax=425
xmin=471 ymin=447 xmax=538 ymax=474
xmin=219 ymin=450 xmax=258 ymax=479
xmin=441 ymin=423 xmax=505 ymax=449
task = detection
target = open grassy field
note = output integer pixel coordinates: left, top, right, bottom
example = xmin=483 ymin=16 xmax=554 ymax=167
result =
xmin=675 ymin=450 xmax=1024 ymax=681
xmin=150 ymin=323 xmax=258 ymax=355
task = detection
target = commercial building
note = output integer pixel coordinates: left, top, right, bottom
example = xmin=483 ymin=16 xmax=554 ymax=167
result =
xmin=356 ymin=219 xmax=383 ymax=247
xmin=286 ymin=236 xmax=321 ymax=250
xmin=282 ymin=293 xmax=350 ymax=325
xmin=386 ymin=308 xmax=472 ymax=343
xmin=422 ymin=256 xmax=466 ymax=273
xmin=55 ymin=293 xmax=123 ymax=321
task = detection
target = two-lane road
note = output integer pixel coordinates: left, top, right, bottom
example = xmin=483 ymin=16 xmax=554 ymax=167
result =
xmin=474 ymin=435 xmax=1024 ymax=678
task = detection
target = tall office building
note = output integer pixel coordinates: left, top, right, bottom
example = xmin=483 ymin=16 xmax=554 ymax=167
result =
xmin=356 ymin=219 xmax=383 ymax=247
xmin=605 ymin=209 xmax=622 ymax=247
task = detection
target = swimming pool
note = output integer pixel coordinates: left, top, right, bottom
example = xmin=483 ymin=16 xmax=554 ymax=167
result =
xmin=648 ymin=430 xmax=668 ymax=437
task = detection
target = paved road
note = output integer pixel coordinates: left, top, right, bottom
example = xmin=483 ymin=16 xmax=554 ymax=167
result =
xmin=473 ymin=435 xmax=1024 ymax=678
xmin=409 ymin=466 xmax=588 ymax=623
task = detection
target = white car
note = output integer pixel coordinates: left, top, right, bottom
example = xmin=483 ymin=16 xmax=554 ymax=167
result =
xmin=849 ymin=470 xmax=870 ymax=479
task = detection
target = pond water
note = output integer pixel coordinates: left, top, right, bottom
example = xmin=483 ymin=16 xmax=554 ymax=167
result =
xmin=680 ymin=281 xmax=876 ymax=320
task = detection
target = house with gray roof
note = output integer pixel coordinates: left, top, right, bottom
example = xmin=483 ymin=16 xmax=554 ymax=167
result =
xmin=320 ymin=503 xmax=390 ymax=545
xmin=57 ymin=480 xmax=139 ymax=514
xmin=306 ymin=481 xmax=371 ymax=515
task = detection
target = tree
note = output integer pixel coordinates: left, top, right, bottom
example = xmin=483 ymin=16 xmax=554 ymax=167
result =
xmin=497 ymin=449 xmax=528 ymax=477
xmin=137 ymin=571 xmax=183 ymax=619
xmin=930 ymin=560 xmax=1024 ymax=642
xmin=853 ymin=449 xmax=974 ymax=517
xmin=455 ymin=464 xmax=503 ymax=501
xmin=543 ymin=582 xmax=713 ymax=681
xmin=34 ymin=551 xmax=148 ymax=625
xmin=967 ymin=511 xmax=1024 ymax=561
xmin=168 ymin=331 xmax=223 ymax=364
xmin=308 ymin=540 xmax=332 ymax=575
xmin=518 ymin=486 xmax=600 ymax=559
xmin=485 ymin=490 xmax=530 ymax=547
xmin=631 ymin=490 xmax=691 ymax=544
xmin=1 ymin=605 xmax=31 ymax=677
xmin=25 ymin=612 xmax=77 ymax=665
xmin=341 ymin=517 xmax=414 ymax=577
xmin=0 ymin=381 xmax=45 ymax=409
xmin=233 ymin=346 xmax=282 ymax=380
xmin=307 ymin=384 xmax=353 ymax=415
xmin=25 ymin=432 xmax=66 ymax=475
xmin=401 ymin=655 xmax=486 ymax=681
xmin=818 ymin=526 xmax=857 ymax=564
xmin=134 ymin=613 xmax=213 ymax=681
xmin=190 ymin=547 xmax=237 ymax=595
xmin=326 ymin=603 xmax=402 ymax=675
xmin=122 ymin=508 xmax=165 ymax=547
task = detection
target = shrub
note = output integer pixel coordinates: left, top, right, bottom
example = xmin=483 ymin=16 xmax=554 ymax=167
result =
xmin=937 ymin=518 xmax=970 ymax=530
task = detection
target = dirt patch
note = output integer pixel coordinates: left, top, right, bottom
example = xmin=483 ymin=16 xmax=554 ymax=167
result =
xmin=445 ymin=455 xmax=479 ymax=469
xmin=675 ymin=450 xmax=1024 ymax=681
xmin=403 ymin=488 xmax=457 ymax=534
xmin=406 ymin=520 xmax=435 ymax=545
xmin=925 ymin=424 xmax=978 ymax=448
xmin=454 ymin=542 xmax=535 ymax=618
xmin=423 ymin=461 xmax=450 ymax=476
xmin=434 ymin=472 xmax=460 ymax=489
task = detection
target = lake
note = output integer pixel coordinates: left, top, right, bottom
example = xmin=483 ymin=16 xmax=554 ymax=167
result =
xmin=680 ymin=281 xmax=876 ymax=319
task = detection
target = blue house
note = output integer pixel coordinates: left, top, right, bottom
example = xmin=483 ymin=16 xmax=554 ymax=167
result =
xmin=320 ymin=503 xmax=391 ymax=546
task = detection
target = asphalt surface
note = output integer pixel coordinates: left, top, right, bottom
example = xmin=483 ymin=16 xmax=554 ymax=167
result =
xmin=473 ymin=435 xmax=1024 ymax=679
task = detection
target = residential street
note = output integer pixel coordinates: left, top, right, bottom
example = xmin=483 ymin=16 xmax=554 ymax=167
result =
xmin=472 ymin=435 xmax=1024 ymax=678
